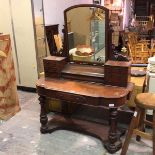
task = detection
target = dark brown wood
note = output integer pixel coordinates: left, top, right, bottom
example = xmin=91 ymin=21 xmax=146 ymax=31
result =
xmin=43 ymin=114 xmax=109 ymax=142
xmin=45 ymin=24 xmax=59 ymax=55
xmin=43 ymin=56 xmax=67 ymax=78
xmin=36 ymin=77 xmax=134 ymax=153
xmin=104 ymin=60 xmax=131 ymax=87
xmin=36 ymin=4 xmax=134 ymax=154
xmin=104 ymin=107 xmax=122 ymax=153
xmin=37 ymin=45 xmax=133 ymax=154
xmin=36 ymin=78 xmax=133 ymax=107
xmin=39 ymin=96 xmax=48 ymax=133
xmin=61 ymin=63 xmax=104 ymax=83
xmin=67 ymin=103 xmax=134 ymax=125
xmin=107 ymin=25 xmax=113 ymax=61
xmin=62 ymin=63 xmax=104 ymax=77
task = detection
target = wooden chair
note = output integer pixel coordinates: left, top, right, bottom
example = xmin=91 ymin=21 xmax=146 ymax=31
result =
xmin=127 ymin=32 xmax=150 ymax=64
xmin=134 ymin=43 xmax=150 ymax=63
xmin=128 ymin=32 xmax=150 ymax=46
xmin=121 ymin=93 xmax=155 ymax=155
xmin=127 ymin=43 xmax=134 ymax=62
xmin=128 ymin=42 xmax=150 ymax=64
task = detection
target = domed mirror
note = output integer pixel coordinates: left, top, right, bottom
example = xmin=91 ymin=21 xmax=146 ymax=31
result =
xmin=63 ymin=4 xmax=112 ymax=65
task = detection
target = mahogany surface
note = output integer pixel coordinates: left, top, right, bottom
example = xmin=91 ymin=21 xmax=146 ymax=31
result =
xmin=37 ymin=77 xmax=132 ymax=100
xmin=43 ymin=56 xmax=67 ymax=78
xmin=38 ymin=4 xmax=132 ymax=154
xmin=43 ymin=114 xmax=109 ymax=142
xmin=62 ymin=64 xmax=104 ymax=77
xmin=61 ymin=64 xmax=105 ymax=83
xmin=37 ymin=77 xmax=134 ymax=153
xmin=104 ymin=60 xmax=131 ymax=87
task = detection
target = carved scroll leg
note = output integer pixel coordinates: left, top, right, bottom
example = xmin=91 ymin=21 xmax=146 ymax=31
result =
xmin=104 ymin=107 xmax=122 ymax=154
xmin=39 ymin=96 xmax=48 ymax=133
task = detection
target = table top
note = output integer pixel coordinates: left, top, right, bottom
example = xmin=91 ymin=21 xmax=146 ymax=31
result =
xmin=36 ymin=77 xmax=134 ymax=99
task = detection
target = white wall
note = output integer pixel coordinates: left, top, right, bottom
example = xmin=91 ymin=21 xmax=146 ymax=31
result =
xmin=43 ymin=0 xmax=92 ymax=34
xmin=123 ymin=0 xmax=132 ymax=28
xmin=11 ymin=0 xmax=38 ymax=87
xmin=0 ymin=0 xmax=38 ymax=88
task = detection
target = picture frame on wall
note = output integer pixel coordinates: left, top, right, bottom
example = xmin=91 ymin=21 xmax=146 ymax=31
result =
xmin=93 ymin=0 xmax=101 ymax=5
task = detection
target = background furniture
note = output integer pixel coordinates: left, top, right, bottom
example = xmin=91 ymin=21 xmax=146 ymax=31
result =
xmin=127 ymin=32 xmax=150 ymax=64
xmin=33 ymin=0 xmax=48 ymax=76
xmin=45 ymin=24 xmax=59 ymax=55
xmin=127 ymin=67 xmax=146 ymax=108
xmin=134 ymin=0 xmax=153 ymax=17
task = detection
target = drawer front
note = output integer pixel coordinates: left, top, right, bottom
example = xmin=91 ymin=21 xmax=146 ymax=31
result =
xmin=39 ymin=88 xmax=100 ymax=106
xmin=55 ymin=92 xmax=87 ymax=103
xmin=44 ymin=71 xmax=60 ymax=78
xmin=55 ymin=92 xmax=100 ymax=106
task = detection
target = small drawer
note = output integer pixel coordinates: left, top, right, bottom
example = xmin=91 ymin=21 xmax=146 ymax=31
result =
xmin=55 ymin=92 xmax=87 ymax=104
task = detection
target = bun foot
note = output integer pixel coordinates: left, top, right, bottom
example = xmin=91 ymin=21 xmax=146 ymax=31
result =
xmin=104 ymin=140 xmax=122 ymax=154
xmin=40 ymin=127 xmax=49 ymax=134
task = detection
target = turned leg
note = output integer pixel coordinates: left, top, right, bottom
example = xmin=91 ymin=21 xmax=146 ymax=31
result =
xmin=39 ymin=96 xmax=48 ymax=133
xmin=104 ymin=107 xmax=122 ymax=153
xmin=109 ymin=107 xmax=118 ymax=144
xmin=136 ymin=108 xmax=145 ymax=141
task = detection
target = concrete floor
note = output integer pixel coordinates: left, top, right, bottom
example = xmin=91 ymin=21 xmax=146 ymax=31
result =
xmin=0 ymin=90 xmax=153 ymax=155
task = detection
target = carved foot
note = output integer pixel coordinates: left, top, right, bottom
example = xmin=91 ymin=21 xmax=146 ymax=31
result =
xmin=104 ymin=139 xmax=122 ymax=154
xmin=40 ymin=126 xmax=49 ymax=134
xmin=117 ymin=128 xmax=126 ymax=137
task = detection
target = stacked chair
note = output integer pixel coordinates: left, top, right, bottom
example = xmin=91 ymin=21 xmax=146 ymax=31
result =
xmin=127 ymin=32 xmax=150 ymax=64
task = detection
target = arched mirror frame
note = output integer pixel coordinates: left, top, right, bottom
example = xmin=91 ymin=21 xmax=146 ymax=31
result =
xmin=63 ymin=4 xmax=112 ymax=65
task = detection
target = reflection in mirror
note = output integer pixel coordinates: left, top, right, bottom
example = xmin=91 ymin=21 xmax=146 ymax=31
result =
xmin=66 ymin=7 xmax=106 ymax=63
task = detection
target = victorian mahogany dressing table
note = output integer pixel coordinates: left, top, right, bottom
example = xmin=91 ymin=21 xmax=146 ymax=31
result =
xmin=36 ymin=4 xmax=134 ymax=154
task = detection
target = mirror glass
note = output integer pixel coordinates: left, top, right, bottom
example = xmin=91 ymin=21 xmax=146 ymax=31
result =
xmin=66 ymin=6 xmax=106 ymax=63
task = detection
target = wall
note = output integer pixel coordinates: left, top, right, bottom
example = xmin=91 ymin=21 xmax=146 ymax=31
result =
xmin=43 ymin=0 xmax=92 ymax=34
xmin=0 ymin=0 xmax=19 ymax=85
xmin=0 ymin=0 xmax=38 ymax=88
xmin=123 ymin=0 xmax=132 ymax=28
xmin=67 ymin=7 xmax=91 ymax=46
xmin=11 ymin=0 xmax=38 ymax=87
